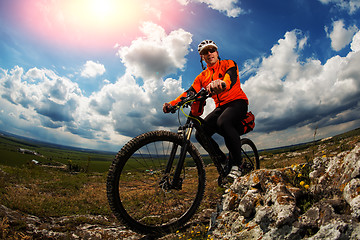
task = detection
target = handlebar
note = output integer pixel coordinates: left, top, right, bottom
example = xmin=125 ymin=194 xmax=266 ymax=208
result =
xmin=167 ymin=89 xmax=209 ymax=113
xmin=167 ymin=82 xmax=226 ymax=114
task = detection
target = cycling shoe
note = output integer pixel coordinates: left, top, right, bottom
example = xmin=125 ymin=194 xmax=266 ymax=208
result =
xmin=227 ymin=165 xmax=243 ymax=179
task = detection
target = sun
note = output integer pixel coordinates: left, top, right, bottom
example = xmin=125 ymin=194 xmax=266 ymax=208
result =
xmin=85 ymin=0 xmax=140 ymax=24
xmin=90 ymin=0 xmax=113 ymax=18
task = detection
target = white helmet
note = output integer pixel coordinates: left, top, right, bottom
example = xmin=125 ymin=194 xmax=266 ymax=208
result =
xmin=198 ymin=40 xmax=218 ymax=54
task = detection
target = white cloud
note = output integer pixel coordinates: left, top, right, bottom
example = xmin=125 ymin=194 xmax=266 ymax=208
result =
xmin=177 ymin=0 xmax=245 ymax=17
xmin=117 ymin=22 xmax=192 ymax=79
xmin=80 ymin=60 xmax=106 ymax=78
xmin=0 ymin=65 xmax=119 ymax=148
xmin=0 ymin=23 xmax=192 ymax=150
xmin=326 ymin=19 xmax=358 ymax=51
xmin=242 ymin=29 xmax=360 ymax=136
xmin=0 ymin=66 xmax=82 ymax=122
xmin=24 ymin=67 xmax=46 ymax=82
xmin=85 ymin=71 xmax=184 ymax=138
xmin=351 ymin=30 xmax=360 ymax=51
xmin=318 ymin=0 xmax=360 ymax=14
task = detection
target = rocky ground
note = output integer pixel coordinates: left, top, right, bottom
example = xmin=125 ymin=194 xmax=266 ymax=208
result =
xmin=209 ymin=142 xmax=360 ymax=240
xmin=1 ymin=135 xmax=359 ymax=239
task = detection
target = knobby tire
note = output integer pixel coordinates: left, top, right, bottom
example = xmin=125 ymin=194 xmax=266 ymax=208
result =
xmin=106 ymin=130 xmax=206 ymax=235
xmin=240 ymin=138 xmax=260 ymax=172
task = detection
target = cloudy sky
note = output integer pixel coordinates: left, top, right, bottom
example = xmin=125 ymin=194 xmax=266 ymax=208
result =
xmin=1 ymin=0 xmax=360 ymax=152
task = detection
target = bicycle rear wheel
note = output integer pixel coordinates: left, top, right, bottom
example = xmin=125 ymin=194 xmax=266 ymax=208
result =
xmin=106 ymin=130 xmax=206 ymax=235
xmin=240 ymin=138 xmax=260 ymax=174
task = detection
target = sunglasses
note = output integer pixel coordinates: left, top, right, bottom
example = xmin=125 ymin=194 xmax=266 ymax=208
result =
xmin=200 ymin=48 xmax=217 ymax=55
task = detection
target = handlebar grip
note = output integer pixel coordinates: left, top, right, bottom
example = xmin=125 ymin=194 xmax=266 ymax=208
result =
xmin=168 ymin=105 xmax=178 ymax=114
xmin=165 ymin=105 xmax=171 ymax=113
xmin=163 ymin=103 xmax=175 ymax=114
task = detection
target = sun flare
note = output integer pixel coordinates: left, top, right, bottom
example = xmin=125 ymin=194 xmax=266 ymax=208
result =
xmin=66 ymin=0 xmax=141 ymax=28
xmin=19 ymin=0 xmax=182 ymax=50
xmin=86 ymin=0 xmax=139 ymax=23
xmin=90 ymin=0 xmax=112 ymax=17
xmin=41 ymin=0 xmax=143 ymax=48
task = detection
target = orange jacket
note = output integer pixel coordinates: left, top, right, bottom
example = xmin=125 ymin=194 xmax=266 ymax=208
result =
xmin=170 ymin=59 xmax=248 ymax=107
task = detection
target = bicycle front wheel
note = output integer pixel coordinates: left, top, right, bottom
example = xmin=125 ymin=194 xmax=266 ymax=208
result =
xmin=106 ymin=130 xmax=206 ymax=235
xmin=241 ymin=138 xmax=260 ymax=174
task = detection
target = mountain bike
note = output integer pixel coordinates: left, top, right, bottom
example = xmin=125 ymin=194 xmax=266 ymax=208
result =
xmin=106 ymin=88 xmax=260 ymax=236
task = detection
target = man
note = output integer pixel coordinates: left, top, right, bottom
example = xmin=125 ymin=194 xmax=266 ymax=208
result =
xmin=163 ymin=40 xmax=249 ymax=177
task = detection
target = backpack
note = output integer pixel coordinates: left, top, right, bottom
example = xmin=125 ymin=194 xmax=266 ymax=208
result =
xmin=241 ymin=111 xmax=255 ymax=135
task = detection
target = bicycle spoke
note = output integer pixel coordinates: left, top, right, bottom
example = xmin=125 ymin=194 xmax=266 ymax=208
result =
xmin=107 ymin=131 xmax=205 ymax=234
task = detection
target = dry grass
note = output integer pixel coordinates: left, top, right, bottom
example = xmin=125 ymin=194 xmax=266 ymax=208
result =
xmin=0 ymin=217 xmax=32 ymax=240
xmin=0 ymin=165 xmax=109 ymax=217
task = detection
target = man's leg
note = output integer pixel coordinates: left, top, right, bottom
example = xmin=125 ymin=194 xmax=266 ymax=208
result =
xmin=216 ymin=100 xmax=248 ymax=166
xmin=195 ymin=108 xmax=227 ymax=163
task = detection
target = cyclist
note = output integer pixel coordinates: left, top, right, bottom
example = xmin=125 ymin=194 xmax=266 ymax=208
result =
xmin=163 ymin=40 xmax=249 ymax=178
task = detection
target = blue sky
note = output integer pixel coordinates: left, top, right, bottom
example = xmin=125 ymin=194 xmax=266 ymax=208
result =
xmin=0 ymin=0 xmax=360 ymax=152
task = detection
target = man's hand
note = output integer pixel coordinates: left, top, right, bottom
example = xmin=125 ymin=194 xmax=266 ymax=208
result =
xmin=163 ymin=102 xmax=172 ymax=113
xmin=206 ymin=80 xmax=226 ymax=94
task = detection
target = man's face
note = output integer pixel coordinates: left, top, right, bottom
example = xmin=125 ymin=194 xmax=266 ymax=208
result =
xmin=200 ymin=47 xmax=218 ymax=67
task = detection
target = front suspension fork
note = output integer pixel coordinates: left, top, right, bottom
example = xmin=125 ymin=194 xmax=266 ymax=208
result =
xmin=162 ymin=123 xmax=193 ymax=190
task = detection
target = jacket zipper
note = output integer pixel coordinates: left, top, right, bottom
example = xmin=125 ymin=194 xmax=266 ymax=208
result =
xmin=211 ymin=67 xmax=222 ymax=106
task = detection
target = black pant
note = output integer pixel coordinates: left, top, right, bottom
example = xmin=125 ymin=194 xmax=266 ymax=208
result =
xmin=195 ymin=99 xmax=248 ymax=165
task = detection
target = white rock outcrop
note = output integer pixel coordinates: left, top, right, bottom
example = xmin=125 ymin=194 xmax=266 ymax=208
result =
xmin=209 ymin=144 xmax=360 ymax=239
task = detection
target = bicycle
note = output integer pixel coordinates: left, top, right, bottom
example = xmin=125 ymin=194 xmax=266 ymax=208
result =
xmin=106 ymin=88 xmax=260 ymax=236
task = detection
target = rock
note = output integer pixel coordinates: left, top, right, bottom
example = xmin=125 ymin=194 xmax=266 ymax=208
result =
xmin=0 ymin=204 xmax=142 ymax=239
xmin=306 ymin=221 xmax=360 ymax=240
xmin=238 ymin=189 xmax=260 ymax=218
xmin=343 ymin=178 xmax=360 ymax=219
xmin=209 ymin=143 xmax=360 ymax=239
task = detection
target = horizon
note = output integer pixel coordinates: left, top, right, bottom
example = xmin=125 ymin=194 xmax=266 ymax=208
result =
xmin=1 ymin=0 xmax=360 ymax=152
xmin=2 ymin=126 xmax=358 ymax=154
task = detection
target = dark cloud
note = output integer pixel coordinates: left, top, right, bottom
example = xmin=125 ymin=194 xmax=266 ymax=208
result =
xmin=89 ymin=95 xmax=114 ymax=116
xmin=35 ymin=99 xmax=75 ymax=122
xmin=66 ymin=126 xmax=95 ymax=139
xmin=40 ymin=117 xmax=63 ymax=129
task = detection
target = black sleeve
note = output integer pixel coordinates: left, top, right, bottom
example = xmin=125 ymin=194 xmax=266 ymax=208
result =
xmin=225 ymin=61 xmax=238 ymax=88
xmin=186 ymin=86 xmax=197 ymax=95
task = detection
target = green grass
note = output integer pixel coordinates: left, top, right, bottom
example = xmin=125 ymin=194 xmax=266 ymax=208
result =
xmin=0 ymin=134 xmax=115 ymax=172
xmin=0 ymin=149 xmax=42 ymax=166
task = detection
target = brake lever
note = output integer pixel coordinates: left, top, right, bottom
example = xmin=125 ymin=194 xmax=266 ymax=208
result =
xmin=169 ymin=88 xmax=212 ymax=113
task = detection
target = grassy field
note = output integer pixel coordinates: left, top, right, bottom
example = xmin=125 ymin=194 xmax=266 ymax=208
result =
xmin=259 ymin=127 xmax=360 ymax=169
xmin=0 ymin=132 xmax=225 ymax=238
xmin=0 ymin=133 xmax=115 ymax=172
xmin=0 ymin=128 xmax=359 ymax=239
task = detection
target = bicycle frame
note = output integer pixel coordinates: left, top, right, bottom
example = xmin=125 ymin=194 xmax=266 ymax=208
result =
xmin=164 ymin=88 xmax=238 ymax=189
xmin=165 ymin=113 xmax=226 ymax=190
